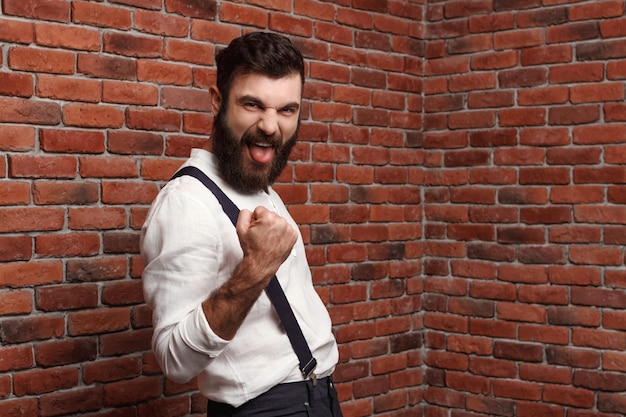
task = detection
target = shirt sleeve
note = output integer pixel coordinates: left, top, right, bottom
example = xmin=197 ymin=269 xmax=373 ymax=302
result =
xmin=140 ymin=180 xmax=230 ymax=383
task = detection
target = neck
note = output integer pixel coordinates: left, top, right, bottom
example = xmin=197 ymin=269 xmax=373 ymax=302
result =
xmin=202 ymin=138 xmax=213 ymax=153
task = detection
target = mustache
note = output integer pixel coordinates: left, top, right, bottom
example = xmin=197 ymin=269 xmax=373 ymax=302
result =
xmin=241 ymin=129 xmax=283 ymax=148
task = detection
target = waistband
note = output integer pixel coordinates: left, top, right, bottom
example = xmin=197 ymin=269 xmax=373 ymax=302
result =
xmin=207 ymin=376 xmax=335 ymax=415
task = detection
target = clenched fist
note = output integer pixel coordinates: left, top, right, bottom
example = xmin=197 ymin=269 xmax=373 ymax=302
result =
xmin=236 ymin=206 xmax=298 ymax=284
xmin=203 ymin=205 xmax=299 ymax=340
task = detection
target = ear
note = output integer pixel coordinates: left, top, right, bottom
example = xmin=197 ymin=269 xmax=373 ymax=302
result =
xmin=209 ymin=86 xmax=222 ymax=115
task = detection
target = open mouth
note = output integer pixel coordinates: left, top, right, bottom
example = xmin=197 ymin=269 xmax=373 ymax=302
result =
xmin=247 ymin=140 xmax=276 ymax=164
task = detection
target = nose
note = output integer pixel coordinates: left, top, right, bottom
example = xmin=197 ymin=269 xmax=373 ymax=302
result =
xmin=257 ymin=109 xmax=279 ymax=136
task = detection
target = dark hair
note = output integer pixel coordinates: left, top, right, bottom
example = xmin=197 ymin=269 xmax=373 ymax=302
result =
xmin=215 ymin=32 xmax=305 ymax=105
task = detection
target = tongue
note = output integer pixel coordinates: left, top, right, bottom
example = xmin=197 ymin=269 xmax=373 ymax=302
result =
xmin=249 ymin=143 xmax=275 ymax=164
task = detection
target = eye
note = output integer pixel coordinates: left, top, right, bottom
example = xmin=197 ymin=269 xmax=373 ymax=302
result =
xmin=244 ymin=101 xmax=261 ymax=109
xmin=280 ymin=105 xmax=298 ymax=115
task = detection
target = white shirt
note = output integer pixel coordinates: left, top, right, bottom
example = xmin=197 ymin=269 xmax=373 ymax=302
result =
xmin=140 ymin=149 xmax=338 ymax=407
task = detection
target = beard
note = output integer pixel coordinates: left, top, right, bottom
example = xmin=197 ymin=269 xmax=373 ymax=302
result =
xmin=211 ymin=110 xmax=298 ymax=194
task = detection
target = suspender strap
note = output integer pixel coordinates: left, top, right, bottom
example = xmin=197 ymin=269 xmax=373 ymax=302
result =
xmin=171 ymin=166 xmax=318 ymax=380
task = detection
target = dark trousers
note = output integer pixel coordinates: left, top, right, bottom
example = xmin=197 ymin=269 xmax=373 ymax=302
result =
xmin=207 ymin=376 xmax=343 ymax=417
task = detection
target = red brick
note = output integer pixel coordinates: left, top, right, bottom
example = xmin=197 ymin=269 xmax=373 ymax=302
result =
xmin=137 ymin=59 xmax=193 ymax=86
xmin=77 ymin=53 xmax=136 ymax=80
xmin=470 ymin=318 xmax=517 ymax=339
xmin=9 ymin=47 xmax=74 ymax=74
xmin=35 ymin=232 xmax=100 ymax=257
xmin=287 ymin=204 xmax=331 ymax=224
xmin=598 ymin=392 xmax=626 ymax=415
xmin=546 ymin=346 xmax=600 ymax=368
xmin=572 ymin=328 xmax=626 ymax=350
xmin=447 ymin=334 xmax=492 ymax=356
xmin=36 ymin=284 xmax=99 ymax=311
xmin=69 ymin=207 xmax=127 ymax=230
xmin=39 ymin=386 xmax=103 ymax=416
xmin=467 ymin=395 xmax=515 ymax=416
xmin=69 ymin=307 xmax=130 ymax=336
xmin=63 ymin=103 xmax=125 ymax=128
xmin=100 ymin=328 xmax=152 ymax=356
xmin=32 ymin=181 xmax=99 ymax=205
xmin=164 ymin=38 xmax=214 ymax=65
xmin=604 ymin=350 xmax=626 ymax=372
xmin=544 ymin=384 xmax=595 ymax=408
xmin=519 ymin=323 xmax=569 ymax=345
xmin=126 ymin=107 xmax=182 ymax=131
xmin=373 ymin=389 xmax=409 ymax=413
xmin=424 ymin=386 xmax=465 ymax=409
xmin=40 ymin=129 xmax=105 ymax=153
xmin=100 ymin=181 xmax=158 ymax=204
xmin=35 ymin=337 xmax=98 ymax=366
xmin=447 ymin=370 xmax=490 ymax=395
xmin=426 ymin=350 xmax=469 ymax=373
xmin=0 ymin=18 xmax=34 ymax=43
xmin=135 ymin=8 xmax=189 ymax=37
xmin=219 ymin=2 xmax=266 ymax=27
xmin=517 ymin=401 xmax=565 ymax=417
xmin=549 ymin=306 xmax=601 ymax=328
xmin=497 ymin=302 xmax=546 ymax=323
xmin=499 ymin=264 xmax=548 ymax=283
xmin=606 ymin=269 xmax=626 ymax=294
xmin=183 ymin=113 xmax=213 ymax=135
xmin=72 ymin=1 xmax=132 ymax=28
xmin=572 ymin=286 xmax=626 ymax=308
xmin=570 ymin=0 xmax=624 ymax=21
xmin=0 ymin=260 xmax=63 ymax=288
xmin=102 ymin=279 xmax=143 ymax=305
xmin=13 ymin=367 xmax=79 ymax=395
xmin=3 ymin=0 xmax=69 ymax=21
xmin=103 ymin=32 xmax=163 ymax=58
xmin=0 ymin=234 xmax=33 ymax=261
xmin=550 ymin=105 xmax=601 ymax=125
xmin=35 ymin=22 xmax=100 ymax=51
xmin=548 ymin=21 xmax=600 ymax=44
xmin=0 ymin=98 xmax=61 ymax=125
xmin=469 ymin=280 xmax=516 ymax=301
xmin=141 ymin=159 xmax=183 ymax=181
xmin=575 ymin=369 xmax=626 ymax=393
xmin=0 ymin=398 xmax=38 ymax=417
xmin=166 ymin=0 xmax=216 ymax=19
xmin=103 ymin=80 xmax=159 ymax=105
xmin=0 ymin=72 xmax=34 ymax=97
xmin=0 ymin=315 xmax=64 ymax=344
xmin=0 ymin=289 xmax=32 ymax=315
xmin=494 ymin=379 xmax=543 ymax=400
xmin=570 ymin=245 xmax=623 ymax=265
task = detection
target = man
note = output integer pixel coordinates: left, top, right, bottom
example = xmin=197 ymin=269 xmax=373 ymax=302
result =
xmin=141 ymin=32 xmax=342 ymax=417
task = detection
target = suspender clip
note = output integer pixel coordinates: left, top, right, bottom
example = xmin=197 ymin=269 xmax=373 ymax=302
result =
xmin=302 ymin=357 xmax=318 ymax=386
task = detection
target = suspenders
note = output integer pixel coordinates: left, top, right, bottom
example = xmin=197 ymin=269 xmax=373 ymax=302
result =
xmin=171 ymin=166 xmax=318 ymax=382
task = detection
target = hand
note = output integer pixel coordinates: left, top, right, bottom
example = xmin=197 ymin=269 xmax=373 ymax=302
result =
xmin=202 ymin=206 xmax=298 ymax=340
xmin=236 ymin=206 xmax=298 ymax=285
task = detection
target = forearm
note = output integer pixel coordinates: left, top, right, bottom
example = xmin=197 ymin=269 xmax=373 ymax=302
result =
xmin=201 ymin=257 xmax=274 ymax=340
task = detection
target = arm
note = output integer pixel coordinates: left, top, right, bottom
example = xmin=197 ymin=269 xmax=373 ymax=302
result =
xmin=202 ymin=205 xmax=298 ymax=340
xmin=142 ymin=190 xmax=298 ymax=382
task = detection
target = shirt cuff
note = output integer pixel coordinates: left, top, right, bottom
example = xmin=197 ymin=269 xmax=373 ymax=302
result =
xmin=183 ymin=304 xmax=230 ymax=358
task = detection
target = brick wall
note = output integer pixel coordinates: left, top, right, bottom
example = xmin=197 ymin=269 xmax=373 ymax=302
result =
xmin=423 ymin=1 xmax=626 ymax=417
xmin=1 ymin=0 xmax=625 ymax=417
xmin=0 ymin=0 xmax=423 ymax=416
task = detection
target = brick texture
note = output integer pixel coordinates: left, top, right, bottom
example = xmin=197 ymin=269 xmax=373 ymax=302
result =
xmin=0 ymin=0 xmax=624 ymax=417
xmin=421 ymin=2 xmax=626 ymax=417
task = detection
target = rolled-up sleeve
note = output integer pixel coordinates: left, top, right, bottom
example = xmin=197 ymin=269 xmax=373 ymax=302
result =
xmin=140 ymin=180 xmax=230 ymax=383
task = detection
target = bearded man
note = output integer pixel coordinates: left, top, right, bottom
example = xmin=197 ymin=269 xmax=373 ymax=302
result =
xmin=140 ymin=32 xmax=342 ymax=417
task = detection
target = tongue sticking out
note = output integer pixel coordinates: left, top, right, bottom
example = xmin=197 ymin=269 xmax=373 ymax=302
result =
xmin=248 ymin=143 xmax=275 ymax=164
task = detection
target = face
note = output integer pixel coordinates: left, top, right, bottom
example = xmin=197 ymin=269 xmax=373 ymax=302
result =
xmin=209 ymin=72 xmax=302 ymax=194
